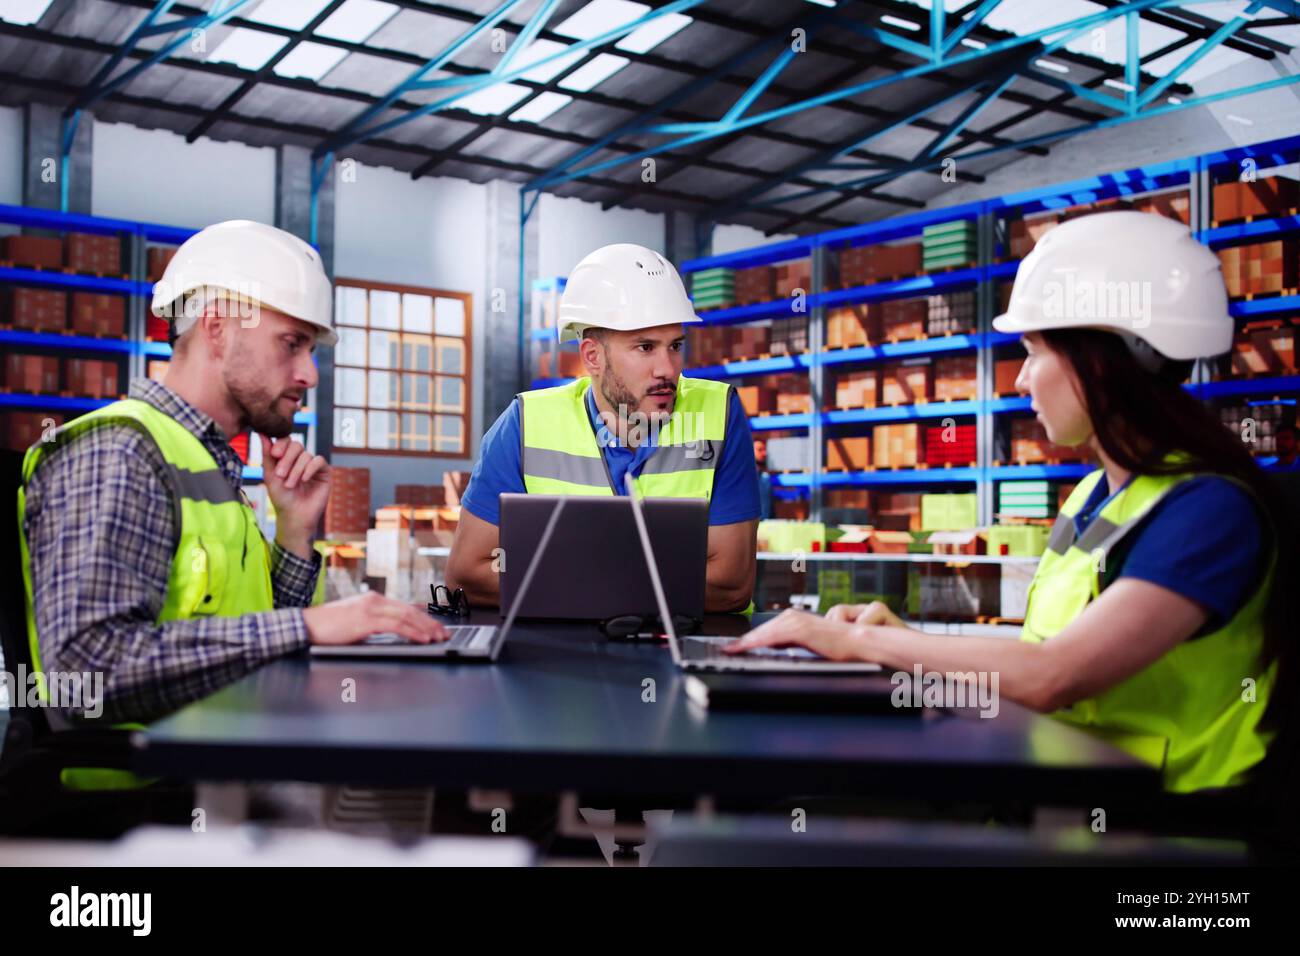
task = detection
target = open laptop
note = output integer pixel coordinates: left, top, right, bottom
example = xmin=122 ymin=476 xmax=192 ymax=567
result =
xmin=499 ymin=493 xmax=707 ymax=623
xmin=311 ymin=498 xmax=568 ymax=661
xmin=625 ymin=475 xmax=881 ymax=674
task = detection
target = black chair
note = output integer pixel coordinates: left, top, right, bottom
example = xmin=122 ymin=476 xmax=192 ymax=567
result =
xmin=0 ymin=447 xmax=189 ymax=837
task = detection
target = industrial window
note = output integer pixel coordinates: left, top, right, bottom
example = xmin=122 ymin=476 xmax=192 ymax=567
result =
xmin=332 ymin=278 xmax=470 ymax=457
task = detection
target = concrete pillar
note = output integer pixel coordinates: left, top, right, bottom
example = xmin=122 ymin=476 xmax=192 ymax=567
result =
xmin=484 ymin=179 xmax=538 ymax=422
xmin=23 ymin=102 xmax=92 ymax=213
xmin=275 ymin=144 xmax=336 ymax=454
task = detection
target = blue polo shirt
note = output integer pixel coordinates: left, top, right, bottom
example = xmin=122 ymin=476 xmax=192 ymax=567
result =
xmin=461 ymin=380 xmax=760 ymax=527
xmin=1074 ymin=472 xmax=1266 ymax=630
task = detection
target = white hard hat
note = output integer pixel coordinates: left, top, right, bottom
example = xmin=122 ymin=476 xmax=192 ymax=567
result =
xmin=556 ymin=243 xmax=701 ymax=345
xmin=151 ymin=220 xmax=336 ymax=346
xmin=993 ymin=210 xmax=1231 ymax=363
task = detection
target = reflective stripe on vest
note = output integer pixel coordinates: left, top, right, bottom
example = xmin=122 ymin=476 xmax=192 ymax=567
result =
xmin=518 ymin=376 xmax=730 ymax=499
xmin=1021 ymin=467 xmax=1275 ymax=792
xmin=17 ymin=399 xmax=289 ymax=789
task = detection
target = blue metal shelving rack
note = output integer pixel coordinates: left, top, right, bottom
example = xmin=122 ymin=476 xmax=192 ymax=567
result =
xmin=0 ymin=203 xmax=316 ymax=481
xmin=527 ymin=133 xmax=1300 ymax=522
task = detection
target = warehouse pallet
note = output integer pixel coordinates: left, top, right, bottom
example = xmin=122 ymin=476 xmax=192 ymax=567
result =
xmin=0 ymin=260 xmax=129 ymax=280
xmin=1211 ymin=207 xmax=1299 ymax=228
xmin=1231 ymin=287 xmax=1298 ymax=302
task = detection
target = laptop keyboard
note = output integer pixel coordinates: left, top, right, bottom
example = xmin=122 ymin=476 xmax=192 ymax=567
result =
xmin=363 ymin=626 xmax=495 ymax=651
xmin=681 ymin=636 xmax=824 ymax=663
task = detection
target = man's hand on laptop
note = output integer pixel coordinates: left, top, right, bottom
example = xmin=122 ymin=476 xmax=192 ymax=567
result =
xmin=304 ymin=592 xmax=450 ymax=646
xmin=722 ymin=608 xmax=870 ymax=662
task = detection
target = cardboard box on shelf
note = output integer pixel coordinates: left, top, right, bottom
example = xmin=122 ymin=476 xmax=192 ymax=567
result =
xmin=6 ymin=288 xmax=68 ymax=333
xmin=146 ymin=359 xmax=170 ymax=383
xmin=1214 ymin=177 xmax=1300 ymax=221
xmin=556 ymin=350 xmax=584 ymax=377
xmin=772 ymin=260 xmax=812 ymax=298
xmin=872 ymin=423 xmax=920 ymax=469
xmin=834 ymin=368 xmax=877 ymax=408
xmin=734 ymin=265 xmax=775 ymax=304
xmin=994 ymin=357 xmax=1023 ymax=395
xmin=879 ymin=298 xmax=927 ymax=341
xmin=924 ymin=423 xmax=976 ymax=466
xmin=766 ymin=436 xmax=812 ymax=472
xmin=868 ymin=529 xmax=914 ymax=554
xmin=826 ymin=436 xmax=870 ymax=471
xmin=4 ymin=353 xmax=61 ymax=394
xmin=736 ymin=384 xmax=778 ymax=416
xmin=395 ymin=483 xmax=446 ymax=507
xmin=933 ymin=354 xmax=977 ymax=401
xmin=2 ymin=235 xmax=63 ymax=270
xmin=1010 ymin=417 xmax=1082 ymax=462
xmin=66 ymin=358 xmax=120 ymax=399
xmin=921 ymin=493 xmax=978 ymax=531
xmin=1132 ymin=191 xmax=1191 ymax=225
xmin=70 ymin=293 xmax=127 ymax=337
xmin=66 ymin=232 xmax=122 ymax=274
xmin=926 ymin=290 xmax=976 ymax=336
xmin=825 ymin=304 xmax=874 ymax=349
xmin=2 ymin=410 xmax=64 ymax=452
xmin=928 ymin=530 xmax=984 ymax=556
xmin=147 ymin=246 xmax=178 ymax=282
xmin=1233 ymin=324 xmax=1296 ymax=374
xmin=771 ymin=498 xmax=809 ymax=520
xmin=881 ymin=360 xmax=932 ymax=405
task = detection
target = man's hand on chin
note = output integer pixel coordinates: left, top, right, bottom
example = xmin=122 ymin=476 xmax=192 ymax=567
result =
xmin=260 ymin=433 xmax=330 ymax=560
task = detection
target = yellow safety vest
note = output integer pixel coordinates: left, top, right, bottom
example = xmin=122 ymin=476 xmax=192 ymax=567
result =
xmin=18 ymin=399 xmax=320 ymax=789
xmin=1021 ymin=467 xmax=1275 ymax=792
xmin=519 ymin=376 xmax=731 ymax=499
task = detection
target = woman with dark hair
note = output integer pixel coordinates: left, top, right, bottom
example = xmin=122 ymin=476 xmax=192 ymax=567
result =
xmin=726 ymin=212 xmax=1297 ymax=832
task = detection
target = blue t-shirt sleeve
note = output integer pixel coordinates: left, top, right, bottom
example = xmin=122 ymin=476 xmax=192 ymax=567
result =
xmin=707 ymin=388 xmax=761 ymax=526
xmin=459 ymin=399 xmax=525 ymax=527
xmin=1117 ymin=476 xmax=1264 ymax=626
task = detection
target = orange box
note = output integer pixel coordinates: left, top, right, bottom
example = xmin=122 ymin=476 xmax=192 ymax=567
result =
xmin=995 ymin=357 xmax=1023 ymax=395
xmin=934 ymin=355 xmax=977 ymax=402
xmin=2 ymin=235 xmax=63 ymax=269
xmin=834 ymin=369 xmax=877 ymax=408
xmin=881 ymin=361 xmax=932 ymax=405
xmin=736 ymin=385 xmax=776 ymax=416
xmin=873 ymin=423 xmax=920 ymax=468
xmin=826 ymin=436 xmax=870 ymax=471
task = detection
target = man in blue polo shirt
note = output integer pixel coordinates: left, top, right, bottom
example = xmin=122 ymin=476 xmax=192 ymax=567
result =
xmin=446 ymin=243 xmax=759 ymax=612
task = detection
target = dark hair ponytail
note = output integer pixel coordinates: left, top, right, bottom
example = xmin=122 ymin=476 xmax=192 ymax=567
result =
xmin=1042 ymin=328 xmax=1299 ymax=827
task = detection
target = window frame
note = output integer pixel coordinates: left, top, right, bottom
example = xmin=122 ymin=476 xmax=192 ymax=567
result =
xmin=332 ymin=277 xmax=472 ymax=458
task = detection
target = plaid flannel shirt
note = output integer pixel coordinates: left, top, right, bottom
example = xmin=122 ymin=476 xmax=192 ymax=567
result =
xmin=22 ymin=378 xmax=317 ymax=725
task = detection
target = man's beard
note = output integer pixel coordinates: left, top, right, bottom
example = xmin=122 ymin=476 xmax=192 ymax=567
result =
xmin=598 ymin=353 xmax=674 ymax=421
xmin=224 ymin=355 xmax=295 ymax=437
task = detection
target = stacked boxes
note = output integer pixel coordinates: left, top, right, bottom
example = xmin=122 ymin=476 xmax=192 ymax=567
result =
xmin=1213 ymin=177 xmax=1299 ymax=222
xmin=880 ymin=360 xmax=932 ymax=405
xmin=769 ymin=315 xmax=808 ymax=355
xmin=1010 ymin=418 xmax=1081 ymax=463
xmin=1 ymin=411 xmax=63 ymax=452
xmin=924 ymin=423 xmax=976 ymax=466
xmin=70 ymin=293 xmax=127 ymax=337
xmin=825 ymin=436 xmax=870 ymax=471
xmin=839 ymin=242 xmax=922 ymax=285
xmin=1007 ymin=214 xmax=1061 ymax=259
xmin=65 ymin=233 xmax=122 ymax=274
xmin=922 ymin=221 xmax=977 ymax=271
xmin=775 ymin=377 xmax=810 ymax=415
xmin=998 ymin=480 xmax=1058 ymax=519
xmin=994 ymin=357 xmax=1023 ymax=395
xmin=872 ymin=423 xmax=920 ymax=468
xmin=933 ymin=355 xmax=977 ymax=401
xmin=325 ymin=467 xmax=371 ymax=536
xmin=773 ymin=260 xmax=812 ymax=298
xmin=825 ymin=304 xmax=875 ymax=348
xmin=872 ymin=491 xmax=921 ymax=530
xmin=147 ymin=245 xmax=178 ymax=282
xmin=1232 ymin=321 xmax=1296 ymax=375
xmin=766 ymin=436 xmax=812 ymax=471
xmin=146 ymin=359 xmax=170 ymax=382
xmin=5 ymin=288 xmax=67 ymax=332
xmin=732 ymin=324 xmax=772 ymax=358
xmin=1220 ymin=402 xmax=1291 ymax=456
xmin=1130 ymin=191 xmax=1190 ymax=224
xmin=834 ymin=368 xmax=877 ymax=408
xmin=987 ymin=524 xmax=1051 ymax=557
xmin=736 ymin=384 xmax=778 ymax=416
xmin=926 ymin=290 xmax=976 ymax=335
xmin=395 ymin=484 xmax=447 ymax=507
xmin=824 ymin=488 xmax=870 ymax=510
xmin=3 ymin=353 xmax=60 ymax=393
xmin=2 ymin=235 xmax=63 ymax=269
xmin=734 ymin=265 xmax=775 ymax=304
xmin=879 ymin=299 xmax=927 ymax=340
xmin=146 ymin=315 xmax=170 ymax=342
xmin=920 ymin=493 xmax=978 ymax=531
xmin=691 ymin=267 xmax=735 ymax=310
xmin=65 ymin=358 xmax=120 ymax=398
xmin=1216 ymin=241 xmax=1298 ymax=297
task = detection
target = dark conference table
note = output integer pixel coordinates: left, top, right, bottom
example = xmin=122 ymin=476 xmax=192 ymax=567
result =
xmin=134 ymin=612 xmax=1159 ymax=805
